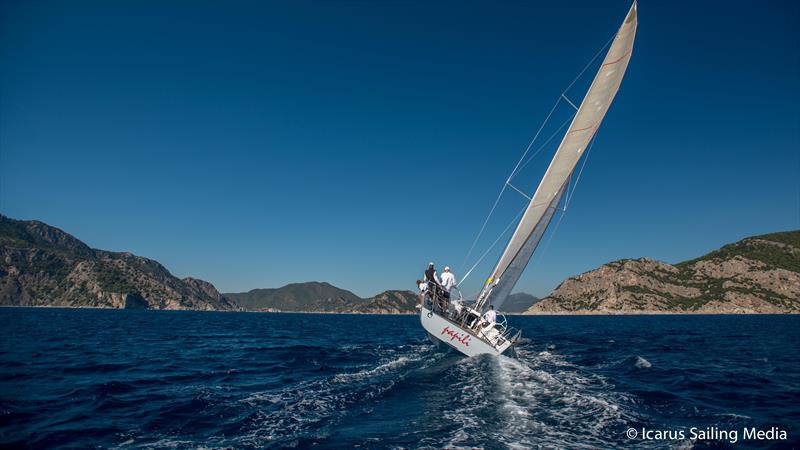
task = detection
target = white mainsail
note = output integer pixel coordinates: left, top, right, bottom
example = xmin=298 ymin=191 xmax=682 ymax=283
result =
xmin=477 ymin=2 xmax=638 ymax=311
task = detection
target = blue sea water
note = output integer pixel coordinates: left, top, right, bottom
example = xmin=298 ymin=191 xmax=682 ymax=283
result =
xmin=0 ymin=309 xmax=798 ymax=449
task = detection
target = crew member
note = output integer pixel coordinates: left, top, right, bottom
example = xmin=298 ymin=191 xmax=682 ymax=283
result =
xmin=424 ymin=262 xmax=445 ymax=311
xmin=424 ymin=262 xmax=440 ymax=286
xmin=416 ymin=279 xmax=428 ymax=307
xmin=440 ymin=266 xmax=457 ymax=293
xmin=482 ymin=304 xmax=497 ymax=326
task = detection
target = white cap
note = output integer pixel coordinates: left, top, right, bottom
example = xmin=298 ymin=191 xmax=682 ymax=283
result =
xmin=444 ymin=266 xmax=450 ymax=271
xmin=429 ymin=262 xmax=434 ymax=266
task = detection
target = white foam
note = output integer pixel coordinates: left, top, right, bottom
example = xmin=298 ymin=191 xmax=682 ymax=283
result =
xmin=634 ymin=356 xmax=652 ymax=369
xmin=721 ymin=412 xmax=751 ymax=419
xmin=332 ymin=356 xmax=414 ymax=383
xmin=436 ymin=347 xmax=638 ymax=449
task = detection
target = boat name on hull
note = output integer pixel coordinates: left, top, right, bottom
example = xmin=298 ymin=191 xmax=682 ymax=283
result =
xmin=441 ymin=326 xmax=471 ymax=347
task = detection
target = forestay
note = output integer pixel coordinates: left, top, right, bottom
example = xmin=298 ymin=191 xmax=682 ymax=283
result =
xmin=477 ymin=2 xmax=638 ymax=311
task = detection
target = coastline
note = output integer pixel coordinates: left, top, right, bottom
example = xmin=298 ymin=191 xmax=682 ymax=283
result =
xmin=0 ymin=305 xmax=417 ymax=315
xmin=1 ymin=305 xmax=796 ymax=316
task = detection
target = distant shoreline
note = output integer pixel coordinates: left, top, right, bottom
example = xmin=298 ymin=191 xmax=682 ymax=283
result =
xmin=1 ymin=305 xmax=797 ymax=316
xmin=516 ymin=310 xmax=799 ymax=316
xmin=0 ymin=305 xmax=416 ymax=315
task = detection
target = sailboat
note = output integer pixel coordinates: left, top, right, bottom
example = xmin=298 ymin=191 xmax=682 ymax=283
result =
xmin=420 ymin=2 xmax=638 ymax=357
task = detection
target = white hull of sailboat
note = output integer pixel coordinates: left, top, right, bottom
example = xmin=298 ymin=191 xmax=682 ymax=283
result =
xmin=420 ymin=306 xmax=513 ymax=357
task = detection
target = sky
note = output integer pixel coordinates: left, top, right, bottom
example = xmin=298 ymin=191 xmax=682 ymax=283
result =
xmin=1 ymin=0 xmax=798 ymax=298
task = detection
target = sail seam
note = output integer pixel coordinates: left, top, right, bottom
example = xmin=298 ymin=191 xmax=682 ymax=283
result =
xmin=514 ymin=112 xmax=576 ymax=178
xmin=601 ymin=49 xmax=632 ymax=68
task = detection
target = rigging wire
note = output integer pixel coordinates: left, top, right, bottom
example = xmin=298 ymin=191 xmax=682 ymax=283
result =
xmin=563 ymin=32 xmax=617 ymax=97
xmin=513 ymin=112 xmax=576 ymax=178
xmin=458 ymin=95 xmax=562 ymax=274
xmin=458 ymin=30 xmax=617 ymax=283
xmin=507 ymin=98 xmax=564 ymax=183
xmin=536 ymin=129 xmax=599 ymax=261
xmin=458 ymin=204 xmax=527 ymax=288
xmin=460 ymin=111 xmax=576 ymax=284
xmin=565 ymin=128 xmax=599 ymax=208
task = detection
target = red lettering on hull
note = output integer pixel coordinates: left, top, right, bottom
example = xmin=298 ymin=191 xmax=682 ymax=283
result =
xmin=441 ymin=326 xmax=471 ymax=347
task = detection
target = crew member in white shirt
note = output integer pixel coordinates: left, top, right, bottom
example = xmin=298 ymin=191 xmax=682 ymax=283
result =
xmin=416 ymin=279 xmax=428 ymax=308
xmin=440 ymin=266 xmax=457 ymax=293
xmin=482 ymin=304 xmax=497 ymax=325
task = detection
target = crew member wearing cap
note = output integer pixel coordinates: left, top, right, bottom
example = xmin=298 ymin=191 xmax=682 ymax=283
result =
xmin=440 ymin=266 xmax=457 ymax=294
xmin=424 ymin=262 xmax=440 ymax=286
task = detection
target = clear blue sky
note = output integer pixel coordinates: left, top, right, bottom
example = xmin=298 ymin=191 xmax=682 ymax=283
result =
xmin=1 ymin=1 xmax=798 ymax=298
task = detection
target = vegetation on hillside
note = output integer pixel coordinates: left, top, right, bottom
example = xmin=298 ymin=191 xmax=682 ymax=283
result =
xmin=678 ymin=230 xmax=800 ymax=272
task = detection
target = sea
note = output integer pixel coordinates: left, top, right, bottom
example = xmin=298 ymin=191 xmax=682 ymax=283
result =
xmin=0 ymin=309 xmax=798 ymax=449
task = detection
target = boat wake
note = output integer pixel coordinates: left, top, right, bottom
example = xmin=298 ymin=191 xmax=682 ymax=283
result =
xmin=107 ymin=337 xmax=652 ymax=449
xmin=437 ymin=345 xmax=638 ymax=449
xmin=190 ymin=342 xmax=644 ymax=449
xmin=233 ymin=342 xmax=446 ymax=448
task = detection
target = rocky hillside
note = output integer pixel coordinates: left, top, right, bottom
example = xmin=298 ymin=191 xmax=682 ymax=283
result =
xmin=225 ymin=283 xmax=418 ymax=314
xmin=527 ymin=230 xmax=800 ymax=314
xmin=0 ymin=213 xmax=421 ymax=313
xmin=0 ymin=215 xmax=236 ymax=310
xmin=353 ymin=290 xmax=419 ymax=314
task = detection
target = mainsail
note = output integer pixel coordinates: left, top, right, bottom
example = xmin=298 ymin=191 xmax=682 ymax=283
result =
xmin=477 ymin=2 xmax=638 ymax=311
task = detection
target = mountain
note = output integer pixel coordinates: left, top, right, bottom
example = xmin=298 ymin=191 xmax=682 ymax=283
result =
xmin=0 ymin=214 xmax=235 ymax=310
xmin=224 ymin=283 xmax=419 ymax=314
xmin=17 ymin=214 xmax=792 ymax=315
xmin=353 ymin=290 xmax=419 ymax=314
xmin=224 ymin=282 xmax=362 ymax=311
xmin=502 ymin=292 xmax=540 ymax=313
xmin=527 ymin=230 xmax=800 ymax=314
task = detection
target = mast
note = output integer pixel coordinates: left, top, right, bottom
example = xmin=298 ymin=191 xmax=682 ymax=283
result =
xmin=476 ymin=2 xmax=638 ymax=312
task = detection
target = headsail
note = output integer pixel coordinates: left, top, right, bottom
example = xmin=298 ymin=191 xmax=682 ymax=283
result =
xmin=477 ymin=2 xmax=638 ymax=311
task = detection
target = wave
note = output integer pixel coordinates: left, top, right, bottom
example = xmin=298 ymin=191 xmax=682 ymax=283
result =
xmin=634 ymin=356 xmax=652 ymax=369
xmin=430 ymin=346 xmax=641 ymax=449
